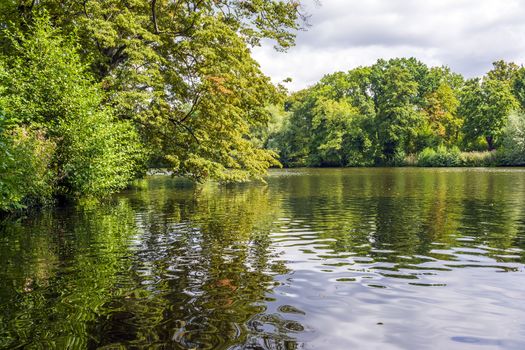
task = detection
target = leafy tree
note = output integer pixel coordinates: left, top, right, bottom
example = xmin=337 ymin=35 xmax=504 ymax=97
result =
xmin=460 ymin=78 xmax=518 ymax=150
xmin=487 ymin=60 xmax=520 ymax=82
xmin=342 ymin=113 xmax=378 ymax=166
xmin=422 ymin=83 xmax=461 ymax=146
xmin=0 ymin=0 xmax=305 ymax=182
xmin=309 ymin=98 xmax=357 ymax=166
xmin=513 ymin=67 xmax=525 ymax=111
xmin=487 ymin=60 xmax=525 ymax=113
xmin=269 ymin=67 xmax=378 ymax=167
xmin=273 ymin=89 xmax=316 ymax=166
xmin=500 ymin=112 xmax=525 ymax=165
xmin=370 ymin=58 xmax=426 ymax=160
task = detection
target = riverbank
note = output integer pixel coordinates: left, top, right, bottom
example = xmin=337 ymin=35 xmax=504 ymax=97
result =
xmin=276 ymin=148 xmax=524 ymax=169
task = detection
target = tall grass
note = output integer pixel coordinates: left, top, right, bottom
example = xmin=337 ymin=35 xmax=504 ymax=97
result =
xmin=459 ymin=151 xmax=498 ymax=167
xmin=408 ymin=146 xmax=499 ymax=167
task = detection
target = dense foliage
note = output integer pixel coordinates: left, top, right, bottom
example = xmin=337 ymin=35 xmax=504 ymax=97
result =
xmin=0 ymin=16 xmax=147 ymax=210
xmin=0 ymin=126 xmax=56 ymax=211
xmin=1 ymin=0 xmax=305 ymax=182
xmin=0 ymin=1 xmax=304 ymax=211
xmin=266 ymin=58 xmax=525 ymax=168
xmin=500 ymin=112 xmax=525 ymax=166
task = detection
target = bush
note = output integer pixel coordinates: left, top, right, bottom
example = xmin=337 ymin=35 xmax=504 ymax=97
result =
xmin=0 ymin=126 xmax=56 ymax=211
xmin=0 ymin=14 xmax=147 ymax=206
xmin=58 ymin=111 xmax=147 ymax=198
xmin=499 ymin=113 xmax=525 ymax=165
xmin=415 ymin=147 xmax=498 ymax=167
xmin=417 ymin=145 xmax=461 ymax=167
xmin=392 ymin=148 xmax=408 ymax=166
xmin=346 ymin=151 xmax=375 ymax=167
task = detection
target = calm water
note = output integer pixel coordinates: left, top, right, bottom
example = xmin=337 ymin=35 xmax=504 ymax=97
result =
xmin=1 ymin=168 xmax=525 ymax=349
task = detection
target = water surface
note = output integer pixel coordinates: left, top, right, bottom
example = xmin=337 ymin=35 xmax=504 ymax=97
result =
xmin=1 ymin=168 xmax=525 ymax=349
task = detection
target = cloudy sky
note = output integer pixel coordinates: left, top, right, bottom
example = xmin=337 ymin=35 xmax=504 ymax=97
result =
xmin=252 ymin=0 xmax=525 ymax=91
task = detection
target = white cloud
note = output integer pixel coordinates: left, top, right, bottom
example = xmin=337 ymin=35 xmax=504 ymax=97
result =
xmin=252 ymin=0 xmax=525 ymax=91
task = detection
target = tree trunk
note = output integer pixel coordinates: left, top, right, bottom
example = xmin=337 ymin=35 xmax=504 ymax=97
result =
xmin=486 ymin=136 xmax=495 ymax=151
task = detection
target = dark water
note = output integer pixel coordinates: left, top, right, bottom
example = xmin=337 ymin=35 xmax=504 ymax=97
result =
xmin=1 ymin=168 xmax=525 ymax=349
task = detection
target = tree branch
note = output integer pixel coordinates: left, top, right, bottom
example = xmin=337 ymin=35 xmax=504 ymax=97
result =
xmin=151 ymin=0 xmax=160 ymax=34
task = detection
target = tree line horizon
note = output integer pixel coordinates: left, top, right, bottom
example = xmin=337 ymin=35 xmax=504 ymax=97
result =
xmin=264 ymin=57 xmax=525 ymax=168
xmin=0 ymin=1 xmax=524 ymax=213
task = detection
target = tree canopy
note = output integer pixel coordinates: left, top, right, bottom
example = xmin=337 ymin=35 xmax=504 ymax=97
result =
xmin=0 ymin=1 xmax=307 ymax=211
xmin=266 ymin=58 xmax=525 ymax=167
xmin=0 ymin=0 xmax=306 ymax=183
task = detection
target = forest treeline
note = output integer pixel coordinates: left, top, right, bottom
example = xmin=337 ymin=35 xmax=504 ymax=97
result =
xmin=0 ymin=0 xmax=304 ymax=212
xmin=263 ymin=58 xmax=525 ymax=168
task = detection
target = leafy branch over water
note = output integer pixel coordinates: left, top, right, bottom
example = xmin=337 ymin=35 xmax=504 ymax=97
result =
xmin=0 ymin=1 xmax=304 ymax=211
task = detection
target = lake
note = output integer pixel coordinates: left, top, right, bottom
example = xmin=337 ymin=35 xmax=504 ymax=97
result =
xmin=1 ymin=168 xmax=525 ymax=349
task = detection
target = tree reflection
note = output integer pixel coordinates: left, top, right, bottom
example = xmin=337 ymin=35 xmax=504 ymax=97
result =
xmin=271 ymin=169 xmax=525 ymax=266
xmin=0 ymin=178 xmax=299 ymax=349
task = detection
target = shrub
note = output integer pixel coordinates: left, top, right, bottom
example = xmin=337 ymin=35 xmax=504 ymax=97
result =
xmin=391 ymin=148 xmax=408 ymax=166
xmin=417 ymin=148 xmax=437 ymax=166
xmin=57 ymin=111 xmax=147 ymax=198
xmin=417 ymin=145 xmax=461 ymax=167
xmin=498 ymin=113 xmax=525 ymax=165
xmin=0 ymin=14 xmax=147 ymax=205
xmin=0 ymin=126 xmax=56 ymax=211
xmin=346 ymin=152 xmax=375 ymax=167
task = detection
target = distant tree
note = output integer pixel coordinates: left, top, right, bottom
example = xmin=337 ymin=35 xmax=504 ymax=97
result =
xmin=513 ymin=68 xmax=525 ymax=111
xmin=264 ymin=58 xmax=522 ymax=168
xmin=422 ymin=83 xmax=461 ymax=146
xmin=487 ymin=60 xmax=520 ymax=82
xmin=309 ymin=98 xmax=357 ymax=166
xmin=370 ymin=58 xmax=426 ymax=160
xmin=460 ymin=78 xmax=518 ymax=150
xmin=500 ymin=112 xmax=525 ymax=165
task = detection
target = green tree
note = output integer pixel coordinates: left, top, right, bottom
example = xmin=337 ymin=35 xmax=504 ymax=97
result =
xmin=270 ymin=67 xmax=378 ymax=167
xmin=422 ymin=83 xmax=461 ymax=146
xmin=460 ymin=78 xmax=518 ymax=150
xmin=371 ymin=58 xmax=426 ymax=160
xmin=309 ymin=98 xmax=357 ymax=166
xmin=486 ymin=60 xmax=520 ymax=82
xmin=272 ymin=89 xmax=316 ymax=167
xmin=500 ymin=112 xmax=525 ymax=165
xmin=0 ymin=0 xmax=305 ymax=182
xmin=513 ymin=67 xmax=525 ymax=111
xmin=0 ymin=15 xmax=146 ymax=207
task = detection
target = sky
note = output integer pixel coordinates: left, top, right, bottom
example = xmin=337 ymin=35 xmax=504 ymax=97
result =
xmin=252 ymin=0 xmax=525 ymax=91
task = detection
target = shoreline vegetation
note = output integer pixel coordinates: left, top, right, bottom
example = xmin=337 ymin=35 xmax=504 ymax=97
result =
xmin=0 ymin=2 xmax=303 ymax=213
xmin=261 ymin=59 xmax=525 ymax=170
xmin=1 ymin=2 xmax=525 ymax=214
